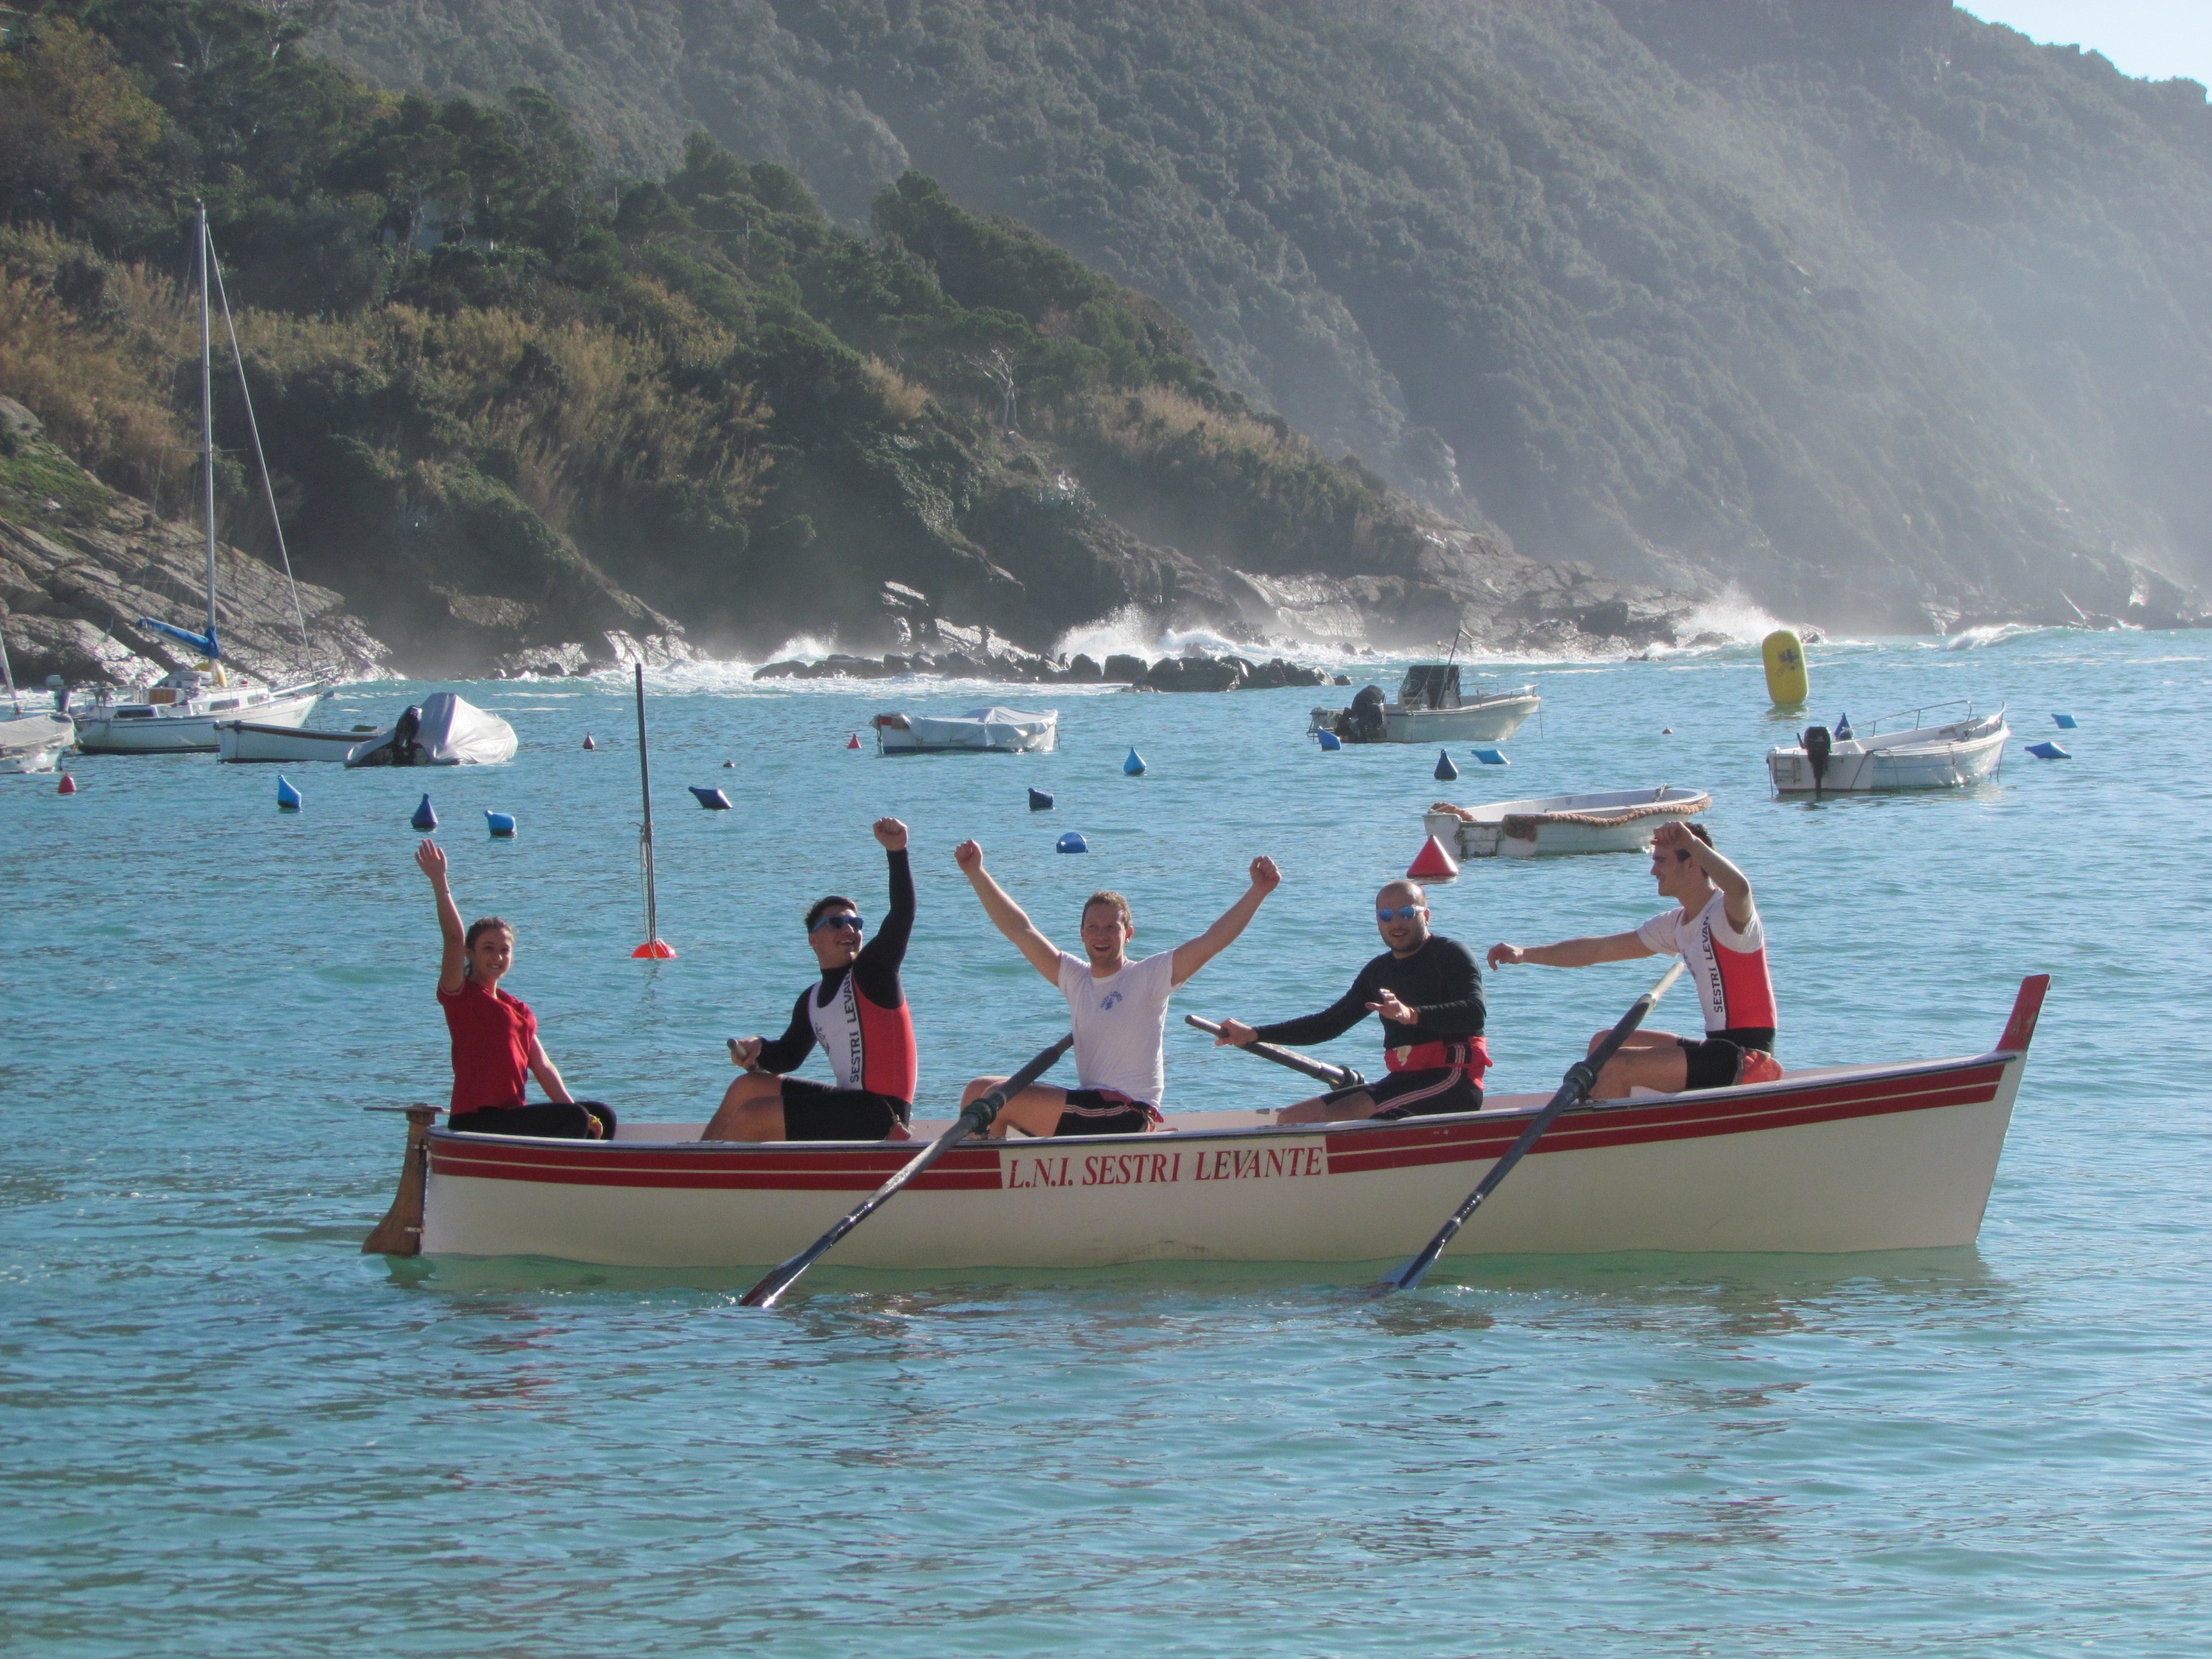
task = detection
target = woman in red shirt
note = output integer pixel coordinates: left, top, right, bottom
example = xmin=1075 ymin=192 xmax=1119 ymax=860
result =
xmin=417 ymin=841 xmax=613 ymax=1139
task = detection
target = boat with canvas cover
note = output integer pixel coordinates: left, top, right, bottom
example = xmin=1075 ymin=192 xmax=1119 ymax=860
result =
xmin=1310 ymin=662 xmax=1539 ymax=745
xmin=71 ymin=205 xmax=323 ymax=755
xmin=1767 ymin=703 xmax=2009 ymax=793
xmin=871 ymin=706 xmax=1058 ymax=754
xmin=364 ymin=977 xmax=2048 ymax=1268
xmin=1425 ymin=786 xmax=1709 ymax=858
xmin=343 ymin=693 xmax=517 ymax=767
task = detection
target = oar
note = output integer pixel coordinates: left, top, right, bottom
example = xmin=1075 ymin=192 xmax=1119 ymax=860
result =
xmin=739 ymin=1033 xmax=1074 ymax=1308
xmin=1184 ymin=1015 xmax=1364 ymax=1091
xmin=1377 ymin=959 xmax=1686 ymax=1293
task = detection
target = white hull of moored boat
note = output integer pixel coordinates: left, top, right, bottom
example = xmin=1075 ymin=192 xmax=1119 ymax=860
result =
xmin=216 ymin=720 xmax=386 ymax=763
xmin=1426 ymin=786 xmax=1709 ymax=858
xmin=1768 ymin=710 xmax=2009 ymax=793
xmin=408 ymin=979 xmax=2046 ymax=1269
xmin=1310 ymin=691 xmax=1539 ymax=745
xmin=76 ymin=687 xmax=324 ymax=754
xmin=0 ymin=713 xmax=74 ymax=773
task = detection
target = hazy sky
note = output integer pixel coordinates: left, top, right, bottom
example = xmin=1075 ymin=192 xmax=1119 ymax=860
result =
xmin=1966 ymin=1 xmax=2212 ymax=88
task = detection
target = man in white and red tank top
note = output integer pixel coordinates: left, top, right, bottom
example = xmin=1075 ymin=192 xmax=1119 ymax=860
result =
xmin=1488 ymin=822 xmax=1781 ymax=1097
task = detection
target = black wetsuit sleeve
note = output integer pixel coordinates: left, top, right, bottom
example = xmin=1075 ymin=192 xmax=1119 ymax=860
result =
xmin=1251 ymin=958 xmax=1385 ymax=1048
xmin=1401 ymin=938 xmax=1485 ymax=1037
xmin=755 ymin=989 xmax=817 ymax=1074
xmin=851 ymin=847 xmax=913 ymax=1008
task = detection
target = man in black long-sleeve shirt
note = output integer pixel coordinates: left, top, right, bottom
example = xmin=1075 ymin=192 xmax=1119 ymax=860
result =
xmin=701 ymin=818 xmax=919 ymax=1141
xmin=1212 ymin=878 xmax=1489 ymax=1123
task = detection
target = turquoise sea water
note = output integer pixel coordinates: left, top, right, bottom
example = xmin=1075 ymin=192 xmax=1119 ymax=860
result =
xmin=4 ymin=628 xmax=2208 ymax=1656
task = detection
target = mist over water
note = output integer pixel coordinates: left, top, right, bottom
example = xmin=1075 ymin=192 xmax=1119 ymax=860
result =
xmin=4 ymin=629 xmax=2206 ymax=1657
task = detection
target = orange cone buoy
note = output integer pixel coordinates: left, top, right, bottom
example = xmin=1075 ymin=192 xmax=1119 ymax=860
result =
xmin=57 ymin=772 xmax=78 ymax=795
xmin=848 ymin=732 xmax=862 ymax=750
xmin=1407 ymin=833 xmax=1460 ymax=879
xmin=583 ymin=733 xmax=596 ymax=750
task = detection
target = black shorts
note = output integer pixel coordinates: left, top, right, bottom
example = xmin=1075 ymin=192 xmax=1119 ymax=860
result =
xmin=449 ymin=1100 xmax=618 ymax=1139
xmin=1678 ymin=1029 xmax=1776 ymax=1092
xmin=1051 ymin=1088 xmax=1163 ymax=1137
xmin=1325 ymin=1067 xmax=1483 ymax=1120
xmin=780 ymin=1077 xmax=911 ymax=1141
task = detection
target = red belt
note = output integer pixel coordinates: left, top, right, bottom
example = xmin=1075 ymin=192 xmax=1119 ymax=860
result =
xmin=1385 ymin=1036 xmax=1491 ymax=1075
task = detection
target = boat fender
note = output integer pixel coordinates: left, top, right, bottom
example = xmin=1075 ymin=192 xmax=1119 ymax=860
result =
xmin=486 ymin=810 xmax=517 ymax=837
xmin=1434 ymin=748 xmax=1459 ymax=782
xmin=1316 ymin=729 xmax=1342 ymax=751
xmin=1123 ymin=747 xmax=1146 ymax=775
xmin=57 ymin=771 xmax=77 ymax=795
xmin=583 ymin=733 xmax=596 ymax=750
xmin=1803 ymin=725 xmax=1831 ymax=797
xmin=1056 ymin=831 xmax=1089 ymax=853
xmin=276 ymin=774 xmax=302 ymax=811
xmin=2026 ymin=741 xmax=2070 ymax=760
xmin=1473 ymin=747 xmax=1508 ymax=765
xmin=1029 ymin=788 xmax=1055 ymax=811
xmin=410 ymin=793 xmax=437 ymax=832
xmin=689 ymin=786 xmax=733 ymax=809
xmin=2052 ymin=713 xmax=2077 ymax=729
xmin=1407 ymin=833 xmax=1460 ymax=880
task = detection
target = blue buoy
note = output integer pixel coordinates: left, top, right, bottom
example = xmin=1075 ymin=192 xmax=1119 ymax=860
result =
xmin=1123 ymin=748 xmax=1146 ymax=776
xmin=1028 ymin=788 xmax=1055 ymax=811
xmin=2053 ymin=713 xmax=2077 ymax=729
xmin=1316 ymin=729 xmax=1342 ymax=751
xmin=2026 ymin=740 xmax=2071 ymax=760
xmin=1434 ymin=748 xmax=1458 ymax=782
xmin=1473 ymin=747 xmax=1509 ymax=765
xmin=689 ymin=786 xmax=732 ymax=810
xmin=275 ymin=774 xmax=302 ymax=811
xmin=485 ymin=810 xmax=517 ymax=838
xmin=1056 ymin=831 xmax=1089 ymax=854
xmin=1834 ymin=711 xmax=1853 ymax=740
xmin=410 ymin=794 xmax=437 ymax=832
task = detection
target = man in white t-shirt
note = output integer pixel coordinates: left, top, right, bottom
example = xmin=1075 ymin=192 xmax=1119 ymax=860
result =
xmin=953 ymin=840 xmax=1282 ymax=1136
xmin=1487 ymin=821 xmax=1781 ymax=1097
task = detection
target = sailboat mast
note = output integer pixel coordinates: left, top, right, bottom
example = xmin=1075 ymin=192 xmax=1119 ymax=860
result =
xmin=197 ymin=203 xmax=217 ymax=652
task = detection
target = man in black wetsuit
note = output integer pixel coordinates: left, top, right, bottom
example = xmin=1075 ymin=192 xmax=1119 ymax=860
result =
xmin=701 ymin=818 xmax=919 ymax=1142
xmin=1210 ymin=878 xmax=1488 ymax=1123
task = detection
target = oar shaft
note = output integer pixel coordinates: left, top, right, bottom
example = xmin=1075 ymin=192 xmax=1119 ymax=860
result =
xmin=1380 ymin=961 xmax=1686 ymax=1292
xmin=740 ymin=1034 xmax=1074 ymax=1308
xmin=1184 ymin=1015 xmax=1362 ymax=1090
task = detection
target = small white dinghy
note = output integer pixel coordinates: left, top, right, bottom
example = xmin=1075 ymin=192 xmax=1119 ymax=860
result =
xmin=343 ymin=692 xmax=518 ymax=767
xmin=872 ymin=706 xmax=1058 ymax=755
xmin=216 ymin=720 xmax=388 ymax=763
xmin=1768 ymin=703 xmax=2009 ymax=794
xmin=1426 ymin=785 xmax=1710 ymax=858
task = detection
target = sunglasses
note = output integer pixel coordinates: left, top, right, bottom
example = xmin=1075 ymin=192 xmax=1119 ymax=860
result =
xmin=811 ymin=912 xmax=865 ymax=934
xmin=1376 ymin=905 xmax=1426 ymax=923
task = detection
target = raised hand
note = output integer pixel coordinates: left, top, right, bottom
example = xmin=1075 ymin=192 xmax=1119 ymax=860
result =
xmin=1248 ymin=855 xmax=1282 ymax=894
xmin=1213 ymin=1017 xmax=1260 ymax=1048
xmin=415 ymin=840 xmax=448 ymax=885
xmin=874 ymin=817 xmax=909 ymax=851
xmin=953 ymin=838 xmax=984 ymax=875
xmin=1487 ymin=943 xmax=1525 ymax=970
xmin=1652 ymin=821 xmax=1694 ymax=860
xmin=728 ymin=1036 xmax=765 ymax=1070
xmin=1367 ymin=986 xmax=1417 ymax=1025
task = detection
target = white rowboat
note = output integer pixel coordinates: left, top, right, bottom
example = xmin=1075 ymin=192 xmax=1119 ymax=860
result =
xmin=216 ymin=720 xmax=387 ymax=763
xmin=382 ymin=976 xmax=2048 ymax=1269
xmin=1768 ymin=705 xmax=2009 ymax=793
xmin=1425 ymin=786 xmax=1710 ymax=858
xmin=873 ymin=706 xmax=1058 ymax=755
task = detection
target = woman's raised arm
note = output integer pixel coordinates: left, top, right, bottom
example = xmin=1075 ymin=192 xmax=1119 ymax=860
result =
xmin=415 ymin=840 xmax=467 ymax=994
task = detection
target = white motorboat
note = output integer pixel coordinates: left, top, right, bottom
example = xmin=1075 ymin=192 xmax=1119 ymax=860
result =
xmin=367 ymin=976 xmax=2049 ymax=1267
xmin=73 ymin=204 xmax=323 ymax=756
xmin=1768 ymin=703 xmax=2010 ymax=794
xmin=342 ymin=692 xmax=517 ymax=767
xmin=0 ymin=712 xmax=74 ymax=773
xmin=1311 ymin=663 xmax=1539 ymax=745
xmin=872 ymin=706 xmax=1058 ymax=754
xmin=216 ymin=719 xmax=389 ymax=763
xmin=1426 ymin=785 xmax=1710 ymax=858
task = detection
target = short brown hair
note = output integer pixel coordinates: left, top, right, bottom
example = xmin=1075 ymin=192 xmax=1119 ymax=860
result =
xmin=1081 ymin=890 xmax=1133 ymax=932
xmin=462 ymin=916 xmax=513 ymax=979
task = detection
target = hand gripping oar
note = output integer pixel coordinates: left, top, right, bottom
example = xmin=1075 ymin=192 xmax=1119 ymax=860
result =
xmin=739 ymin=1034 xmax=1074 ymax=1308
xmin=1377 ymin=960 xmax=1686 ymax=1293
xmin=1184 ymin=1015 xmax=1365 ymax=1091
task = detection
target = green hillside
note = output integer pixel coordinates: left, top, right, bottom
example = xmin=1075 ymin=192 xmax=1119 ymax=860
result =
xmin=306 ymin=0 xmax=2212 ymax=631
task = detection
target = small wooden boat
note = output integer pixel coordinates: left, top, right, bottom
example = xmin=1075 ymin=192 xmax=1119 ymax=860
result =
xmin=1425 ymin=786 xmax=1709 ymax=858
xmin=369 ymin=977 xmax=2048 ymax=1268
xmin=1768 ymin=704 xmax=2009 ymax=793
xmin=1311 ymin=663 xmax=1539 ymax=745
xmin=215 ymin=720 xmax=387 ymax=763
xmin=872 ymin=706 xmax=1058 ymax=754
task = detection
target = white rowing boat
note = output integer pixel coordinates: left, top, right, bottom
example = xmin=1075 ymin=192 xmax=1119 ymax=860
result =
xmin=215 ymin=720 xmax=388 ymax=763
xmin=872 ymin=706 xmax=1058 ymax=755
xmin=1425 ymin=786 xmax=1709 ymax=858
xmin=1311 ymin=663 xmax=1539 ymax=745
xmin=372 ymin=976 xmax=2047 ymax=1268
xmin=1767 ymin=703 xmax=2009 ymax=793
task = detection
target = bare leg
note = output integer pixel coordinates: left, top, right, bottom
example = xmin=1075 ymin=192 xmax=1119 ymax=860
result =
xmin=962 ymin=1075 xmax=1071 ymax=1138
xmin=701 ymin=1072 xmax=789 ymax=1141
xmin=1581 ymin=1029 xmax=1691 ymax=1100
xmin=1277 ymin=1089 xmax=1380 ymax=1125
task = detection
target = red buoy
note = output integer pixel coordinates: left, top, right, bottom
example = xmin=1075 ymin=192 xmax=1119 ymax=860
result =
xmin=57 ymin=772 xmax=78 ymax=795
xmin=583 ymin=733 xmax=596 ymax=750
xmin=631 ymin=939 xmax=677 ymax=959
xmin=1407 ymin=833 xmax=1460 ymax=879
xmin=848 ymin=732 xmax=862 ymax=750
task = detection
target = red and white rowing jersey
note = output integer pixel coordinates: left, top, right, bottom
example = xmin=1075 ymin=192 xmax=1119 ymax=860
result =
xmin=1637 ymin=889 xmax=1777 ymax=1035
xmin=804 ymin=970 xmax=919 ymax=1103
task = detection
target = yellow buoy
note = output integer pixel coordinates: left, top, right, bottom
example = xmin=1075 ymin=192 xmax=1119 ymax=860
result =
xmin=1762 ymin=629 xmax=1809 ymax=706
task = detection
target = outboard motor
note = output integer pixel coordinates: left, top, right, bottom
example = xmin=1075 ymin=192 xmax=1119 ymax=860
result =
xmin=1803 ymin=724 xmax=1832 ymax=799
xmin=1336 ymin=684 xmax=1388 ymax=743
xmin=391 ymin=703 xmax=423 ymax=765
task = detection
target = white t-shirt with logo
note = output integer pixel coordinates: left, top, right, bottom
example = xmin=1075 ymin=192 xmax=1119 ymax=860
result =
xmin=1634 ymin=888 xmax=1778 ymax=1035
xmin=1056 ymin=949 xmax=1181 ymax=1106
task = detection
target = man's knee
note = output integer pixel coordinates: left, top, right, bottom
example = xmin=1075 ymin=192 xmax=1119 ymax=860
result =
xmin=962 ymin=1076 xmax=1007 ymax=1107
